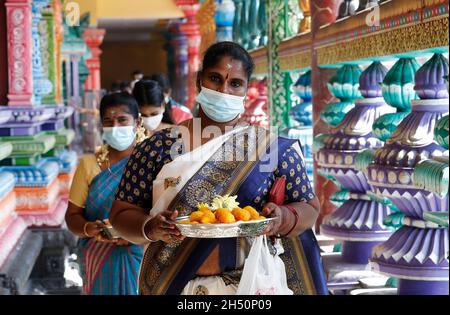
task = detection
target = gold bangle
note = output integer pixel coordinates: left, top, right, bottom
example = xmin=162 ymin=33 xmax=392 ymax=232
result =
xmin=83 ymin=222 xmax=91 ymax=238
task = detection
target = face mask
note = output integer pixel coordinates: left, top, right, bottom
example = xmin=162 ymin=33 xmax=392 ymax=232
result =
xmin=195 ymin=86 xmax=245 ymax=123
xmin=102 ymin=126 xmax=136 ymax=151
xmin=164 ymin=96 xmax=170 ymax=104
xmin=142 ymin=114 xmax=163 ymax=131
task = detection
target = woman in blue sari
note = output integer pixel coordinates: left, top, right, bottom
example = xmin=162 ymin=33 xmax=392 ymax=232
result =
xmin=65 ymin=92 xmax=144 ymax=295
xmin=110 ymin=42 xmax=328 ymax=295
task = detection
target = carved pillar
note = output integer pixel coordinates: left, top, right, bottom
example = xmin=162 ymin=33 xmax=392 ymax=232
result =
xmin=0 ymin=0 xmax=8 ymax=105
xmin=318 ymin=62 xmax=396 ymax=264
xmin=39 ymin=6 xmax=57 ymax=105
xmin=52 ymin=0 xmax=63 ymax=104
xmin=176 ymin=0 xmax=201 ymax=109
xmin=311 ymin=0 xmax=341 ymax=232
xmin=31 ymin=0 xmax=52 ymax=106
xmin=167 ymin=24 xmax=189 ymax=106
xmin=232 ymin=0 xmax=243 ymax=46
xmin=6 ymin=0 xmax=34 ymax=106
xmin=83 ymin=28 xmax=105 ymax=92
xmin=257 ymin=0 xmax=268 ymax=47
xmin=369 ymin=54 xmax=449 ymax=295
xmin=215 ymin=0 xmax=235 ymax=42
xmin=298 ymin=0 xmax=310 ymax=33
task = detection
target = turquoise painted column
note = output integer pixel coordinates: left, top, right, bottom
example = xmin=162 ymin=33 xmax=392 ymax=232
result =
xmin=248 ymin=0 xmax=260 ymax=49
xmin=232 ymin=0 xmax=243 ymax=45
xmin=258 ymin=0 xmax=268 ymax=46
xmin=215 ymin=0 xmax=235 ymax=42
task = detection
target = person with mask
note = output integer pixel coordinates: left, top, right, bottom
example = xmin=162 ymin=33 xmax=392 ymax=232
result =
xmin=133 ymin=80 xmax=174 ymax=136
xmin=150 ymin=73 xmax=193 ymax=124
xmin=109 ymin=42 xmax=327 ymax=295
xmin=65 ymin=92 xmax=144 ymax=295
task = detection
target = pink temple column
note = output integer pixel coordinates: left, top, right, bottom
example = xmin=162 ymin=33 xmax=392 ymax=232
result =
xmin=176 ymin=0 xmax=201 ymax=109
xmin=0 ymin=0 xmax=8 ymax=104
xmin=311 ymin=0 xmax=341 ymax=233
xmin=6 ymin=0 xmax=33 ymax=106
xmin=83 ymin=28 xmax=105 ymax=91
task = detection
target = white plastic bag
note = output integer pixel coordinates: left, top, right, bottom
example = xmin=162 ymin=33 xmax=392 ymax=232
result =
xmin=236 ymin=235 xmax=293 ymax=295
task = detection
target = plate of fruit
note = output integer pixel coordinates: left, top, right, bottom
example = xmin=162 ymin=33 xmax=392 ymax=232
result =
xmin=172 ymin=195 xmax=277 ymax=238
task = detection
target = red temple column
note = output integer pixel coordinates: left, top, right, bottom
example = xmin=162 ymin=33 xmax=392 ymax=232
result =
xmin=5 ymin=0 xmax=34 ymax=106
xmin=311 ymin=0 xmax=341 ymax=233
xmin=176 ymin=0 xmax=201 ymax=109
xmin=83 ymin=28 xmax=105 ymax=91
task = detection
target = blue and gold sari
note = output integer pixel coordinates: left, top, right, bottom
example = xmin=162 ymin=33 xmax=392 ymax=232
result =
xmin=116 ymin=125 xmax=327 ymax=295
xmin=78 ymin=157 xmax=143 ymax=295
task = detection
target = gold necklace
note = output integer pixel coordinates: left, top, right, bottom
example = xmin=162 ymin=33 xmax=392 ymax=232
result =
xmin=97 ymin=144 xmax=112 ymax=173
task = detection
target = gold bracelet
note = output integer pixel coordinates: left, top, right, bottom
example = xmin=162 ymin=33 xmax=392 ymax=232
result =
xmin=83 ymin=222 xmax=91 ymax=238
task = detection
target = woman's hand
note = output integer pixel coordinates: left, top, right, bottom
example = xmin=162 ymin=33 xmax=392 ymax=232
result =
xmin=262 ymin=202 xmax=291 ymax=236
xmin=144 ymin=210 xmax=186 ymax=243
xmin=85 ymin=220 xmax=105 ymax=238
xmin=94 ymin=233 xmax=130 ymax=246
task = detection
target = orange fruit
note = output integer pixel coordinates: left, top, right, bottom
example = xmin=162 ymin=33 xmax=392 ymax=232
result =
xmin=218 ymin=212 xmax=236 ymax=223
xmin=243 ymin=206 xmax=260 ymax=220
xmin=178 ymin=220 xmax=190 ymax=224
xmin=198 ymin=206 xmax=211 ymax=213
xmin=232 ymin=208 xmax=251 ymax=221
xmin=195 ymin=210 xmax=215 ymax=224
xmin=215 ymin=208 xmax=230 ymax=220
xmin=200 ymin=216 xmax=215 ymax=224
xmin=189 ymin=211 xmax=204 ymax=222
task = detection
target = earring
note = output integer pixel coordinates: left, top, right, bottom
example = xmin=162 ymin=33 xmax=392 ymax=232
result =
xmin=136 ymin=124 xmax=147 ymax=143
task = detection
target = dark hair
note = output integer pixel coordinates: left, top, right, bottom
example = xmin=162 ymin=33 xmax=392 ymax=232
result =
xmin=120 ymin=80 xmax=131 ymax=91
xmin=99 ymin=92 xmax=140 ymax=120
xmin=132 ymin=70 xmax=143 ymax=76
xmin=201 ymin=41 xmax=254 ymax=80
xmin=110 ymin=80 xmax=121 ymax=92
xmin=150 ymin=74 xmax=171 ymax=94
xmin=133 ymin=80 xmax=175 ymax=124
xmin=133 ymin=80 xmax=164 ymax=108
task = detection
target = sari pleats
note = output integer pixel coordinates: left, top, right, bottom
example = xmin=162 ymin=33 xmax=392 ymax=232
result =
xmin=78 ymin=157 xmax=143 ymax=295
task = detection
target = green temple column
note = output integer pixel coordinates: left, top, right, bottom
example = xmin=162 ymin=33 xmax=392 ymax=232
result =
xmin=39 ymin=6 xmax=57 ymax=105
xmin=267 ymin=0 xmax=302 ymax=131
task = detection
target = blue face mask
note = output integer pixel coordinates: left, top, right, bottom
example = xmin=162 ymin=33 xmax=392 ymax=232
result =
xmin=102 ymin=126 xmax=136 ymax=151
xmin=195 ymin=86 xmax=246 ymax=123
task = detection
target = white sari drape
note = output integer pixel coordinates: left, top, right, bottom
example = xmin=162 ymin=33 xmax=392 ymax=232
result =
xmin=149 ymin=125 xmax=248 ymax=217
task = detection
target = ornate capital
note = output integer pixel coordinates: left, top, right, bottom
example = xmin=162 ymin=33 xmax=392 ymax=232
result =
xmin=83 ymin=28 xmax=106 ymax=58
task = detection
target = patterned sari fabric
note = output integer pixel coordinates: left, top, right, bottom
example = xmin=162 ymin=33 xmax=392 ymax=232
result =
xmin=116 ymin=125 xmax=328 ymax=295
xmin=78 ymin=157 xmax=143 ymax=295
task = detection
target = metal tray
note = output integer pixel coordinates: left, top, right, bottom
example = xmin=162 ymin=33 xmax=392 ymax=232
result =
xmin=171 ymin=216 xmax=278 ymax=238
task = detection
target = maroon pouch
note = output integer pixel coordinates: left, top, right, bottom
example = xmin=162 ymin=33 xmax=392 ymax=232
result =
xmin=268 ymin=177 xmax=286 ymax=206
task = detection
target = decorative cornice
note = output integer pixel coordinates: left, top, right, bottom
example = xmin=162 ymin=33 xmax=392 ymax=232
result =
xmin=250 ymin=31 xmax=312 ymax=75
xmin=316 ymin=7 xmax=449 ymax=66
xmin=0 ymin=106 xmax=55 ymax=124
